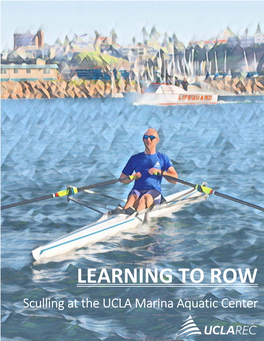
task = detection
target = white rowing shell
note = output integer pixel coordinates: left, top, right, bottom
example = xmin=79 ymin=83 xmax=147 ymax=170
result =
xmin=32 ymin=188 xmax=207 ymax=261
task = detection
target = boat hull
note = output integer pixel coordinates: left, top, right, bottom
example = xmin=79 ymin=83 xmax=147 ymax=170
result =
xmin=134 ymin=93 xmax=218 ymax=106
xmin=32 ymin=188 xmax=207 ymax=261
xmin=133 ymin=83 xmax=218 ymax=106
xmin=32 ymin=215 xmax=141 ymax=261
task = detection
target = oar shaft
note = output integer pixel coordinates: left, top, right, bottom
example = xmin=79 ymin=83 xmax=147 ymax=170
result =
xmin=161 ymin=174 xmax=264 ymax=212
xmin=214 ymin=191 xmax=264 ymax=212
xmin=78 ymin=178 xmax=120 ymax=192
xmin=1 ymin=194 xmax=54 ymax=210
xmin=162 ymin=174 xmax=196 ymax=189
xmin=171 ymin=178 xmax=196 ymax=189
xmin=1 ymin=177 xmax=126 ymax=211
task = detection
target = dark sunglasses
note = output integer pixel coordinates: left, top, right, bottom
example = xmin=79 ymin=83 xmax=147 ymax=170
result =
xmin=143 ymin=135 xmax=156 ymax=140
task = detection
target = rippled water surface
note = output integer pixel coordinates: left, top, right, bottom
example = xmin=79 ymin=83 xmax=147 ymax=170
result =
xmin=1 ymin=98 xmax=264 ymax=340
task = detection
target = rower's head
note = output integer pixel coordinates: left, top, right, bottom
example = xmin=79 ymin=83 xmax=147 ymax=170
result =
xmin=143 ymin=128 xmax=159 ymax=153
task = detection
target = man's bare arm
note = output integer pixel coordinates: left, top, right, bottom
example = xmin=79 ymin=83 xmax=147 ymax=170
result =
xmin=148 ymin=166 xmax=178 ymax=184
xmin=163 ymin=166 xmax=178 ymax=184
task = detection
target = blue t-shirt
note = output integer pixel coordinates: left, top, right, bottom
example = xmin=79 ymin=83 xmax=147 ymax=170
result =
xmin=122 ymin=152 xmax=174 ymax=193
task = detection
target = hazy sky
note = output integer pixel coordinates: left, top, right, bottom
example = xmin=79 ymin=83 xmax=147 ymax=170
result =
xmin=1 ymin=1 xmax=264 ymax=51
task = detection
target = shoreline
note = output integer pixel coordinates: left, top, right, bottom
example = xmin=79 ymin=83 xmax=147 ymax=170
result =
xmin=1 ymin=77 xmax=264 ymax=100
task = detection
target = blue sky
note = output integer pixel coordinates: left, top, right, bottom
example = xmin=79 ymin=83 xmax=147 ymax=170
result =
xmin=1 ymin=1 xmax=264 ymax=50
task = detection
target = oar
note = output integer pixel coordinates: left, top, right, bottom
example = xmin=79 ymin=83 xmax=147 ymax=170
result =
xmin=1 ymin=176 xmax=133 ymax=211
xmin=159 ymin=173 xmax=264 ymax=212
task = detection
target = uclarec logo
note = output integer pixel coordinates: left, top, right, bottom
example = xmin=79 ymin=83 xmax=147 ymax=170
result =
xmin=176 ymin=316 xmax=257 ymax=338
xmin=177 ymin=316 xmax=202 ymax=338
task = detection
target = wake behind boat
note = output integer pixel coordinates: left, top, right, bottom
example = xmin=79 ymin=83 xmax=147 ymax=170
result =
xmin=134 ymin=83 xmax=218 ymax=106
xmin=32 ymin=187 xmax=208 ymax=261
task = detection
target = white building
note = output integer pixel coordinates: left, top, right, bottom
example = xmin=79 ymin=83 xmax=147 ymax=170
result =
xmin=254 ymin=24 xmax=264 ymax=44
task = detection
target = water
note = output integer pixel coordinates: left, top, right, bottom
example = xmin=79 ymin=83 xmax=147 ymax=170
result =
xmin=1 ymin=98 xmax=264 ymax=340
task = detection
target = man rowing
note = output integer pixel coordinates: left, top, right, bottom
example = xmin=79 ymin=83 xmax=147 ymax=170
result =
xmin=120 ymin=128 xmax=178 ymax=212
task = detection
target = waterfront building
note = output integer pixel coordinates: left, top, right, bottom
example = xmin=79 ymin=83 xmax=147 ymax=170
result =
xmin=4 ymin=51 xmax=25 ymax=64
xmin=255 ymin=33 xmax=264 ymax=44
xmin=240 ymin=29 xmax=255 ymax=49
xmin=240 ymin=36 xmax=255 ymax=48
xmin=1 ymin=49 xmax=9 ymax=60
xmin=189 ymin=27 xmax=236 ymax=49
xmin=227 ymin=36 xmax=238 ymax=48
xmin=14 ymin=30 xmax=44 ymax=50
xmin=94 ymin=36 xmax=112 ymax=51
xmin=59 ymin=62 xmax=73 ymax=80
xmin=70 ymin=34 xmax=93 ymax=52
xmin=74 ymin=68 xmax=113 ymax=80
xmin=74 ymin=68 xmax=129 ymax=81
xmin=255 ymin=24 xmax=264 ymax=44
xmin=1 ymin=58 xmax=58 ymax=81
xmin=121 ymin=45 xmax=148 ymax=62
xmin=102 ymin=46 xmax=123 ymax=59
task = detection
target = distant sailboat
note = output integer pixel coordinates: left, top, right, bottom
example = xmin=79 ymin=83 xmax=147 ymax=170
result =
xmin=119 ymin=73 xmax=125 ymax=92
xmin=223 ymin=51 xmax=232 ymax=79
xmin=133 ymin=58 xmax=141 ymax=92
xmin=157 ymin=49 xmax=163 ymax=82
xmin=205 ymin=51 xmax=213 ymax=80
xmin=223 ymin=51 xmax=227 ymax=77
xmin=187 ymin=49 xmax=196 ymax=83
xmin=147 ymin=63 xmax=153 ymax=82
xmin=183 ymin=50 xmax=187 ymax=78
xmin=214 ymin=51 xmax=222 ymax=79
xmin=176 ymin=56 xmax=181 ymax=77
xmin=172 ymin=42 xmax=176 ymax=85
xmin=145 ymin=73 xmax=150 ymax=87
xmin=244 ymin=50 xmax=250 ymax=77
xmin=247 ymin=52 xmax=259 ymax=78
xmin=253 ymin=52 xmax=259 ymax=77
xmin=188 ymin=50 xmax=192 ymax=76
xmin=243 ymin=50 xmax=257 ymax=78
xmin=111 ymin=70 xmax=124 ymax=98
